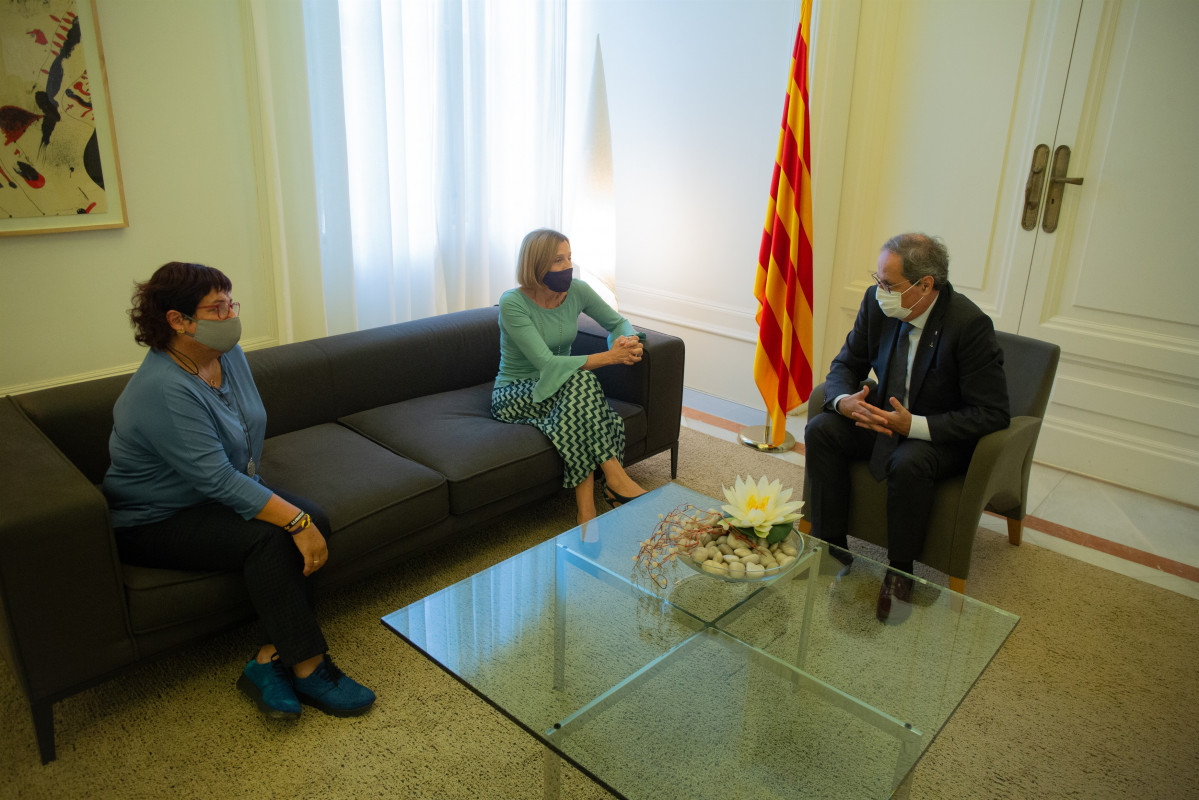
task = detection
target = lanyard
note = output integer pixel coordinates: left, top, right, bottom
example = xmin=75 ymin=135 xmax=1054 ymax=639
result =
xmin=209 ymin=363 xmax=257 ymax=478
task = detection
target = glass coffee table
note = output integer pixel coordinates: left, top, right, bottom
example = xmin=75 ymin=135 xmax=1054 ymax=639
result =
xmin=383 ymin=483 xmax=1018 ymax=799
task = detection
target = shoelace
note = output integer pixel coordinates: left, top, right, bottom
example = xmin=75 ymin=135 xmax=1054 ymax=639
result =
xmin=270 ymin=653 xmax=293 ymax=684
xmin=319 ymin=654 xmax=347 ymax=686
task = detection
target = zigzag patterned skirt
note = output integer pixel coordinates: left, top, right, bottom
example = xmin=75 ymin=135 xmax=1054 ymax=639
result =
xmin=491 ymin=370 xmax=625 ymax=488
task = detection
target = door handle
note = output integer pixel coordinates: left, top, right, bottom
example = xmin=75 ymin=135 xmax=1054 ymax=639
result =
xmin=1021 ymin=144 xmax=1050 ymax=230
xmin=1042 ymin=145 xmax=1084 ymax=233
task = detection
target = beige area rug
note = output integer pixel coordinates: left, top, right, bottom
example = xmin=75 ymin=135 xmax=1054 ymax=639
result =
xmin=2 ymin=427 xmax=1197 ymax=799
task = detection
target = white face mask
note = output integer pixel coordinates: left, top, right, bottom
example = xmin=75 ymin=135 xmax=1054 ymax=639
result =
xmin=875 ymin=281 xmax=920 ymax=320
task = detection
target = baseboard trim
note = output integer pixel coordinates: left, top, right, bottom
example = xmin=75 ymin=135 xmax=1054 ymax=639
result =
xmin=1010 ymin=512 xmax=1199 ymax=583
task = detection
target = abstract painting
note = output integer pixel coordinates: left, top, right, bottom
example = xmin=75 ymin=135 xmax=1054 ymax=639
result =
xmin=0 ymin=0 xmax=125 ymax=235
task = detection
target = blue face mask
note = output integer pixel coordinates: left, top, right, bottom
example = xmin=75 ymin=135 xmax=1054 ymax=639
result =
xmin=543 ymin=268 xmax=573 ymax=293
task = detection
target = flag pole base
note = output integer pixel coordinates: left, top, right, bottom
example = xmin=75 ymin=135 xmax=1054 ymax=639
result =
xmin=738 ymin=425 xmax=796 ymax=453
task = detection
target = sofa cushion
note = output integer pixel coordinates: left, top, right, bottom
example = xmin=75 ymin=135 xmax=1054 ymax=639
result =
xmin=611 ymin=397 xmax=647 ymax=458
xmin=316 ymin=307 xmax=502 ymax=419
xmin=121 ymin=424 xmax=448 ymax=636
xmin=248 ymin=340 xmax=338 ymax=439
xmin=122 ymin=567 xmax=250 ymax=635
xmin=258 ymin=423 xmax=448 ymax=567
xmin=14 ymin=374 xmax=132 ymax=485
xmin=339 ymin=382 xmax=647 ymax=515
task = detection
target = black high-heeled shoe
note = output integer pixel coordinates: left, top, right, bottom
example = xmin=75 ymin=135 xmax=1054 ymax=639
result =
xmin=595 ymin=472 xmax=644 ymax=509
xmin=601 ymin=485 xmax=638 ymax=509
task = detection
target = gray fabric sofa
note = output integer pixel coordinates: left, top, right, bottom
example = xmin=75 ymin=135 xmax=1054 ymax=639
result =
xmin=0 ymin=306 xmax=684 ymax=764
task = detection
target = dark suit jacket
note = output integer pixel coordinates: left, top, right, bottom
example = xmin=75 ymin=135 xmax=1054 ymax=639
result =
xmin=824 ymin=282 xmax=1010 ymax=444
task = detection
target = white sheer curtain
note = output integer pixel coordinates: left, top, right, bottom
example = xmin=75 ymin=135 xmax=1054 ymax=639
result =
xmin=303 ymin=0 xmax=568 ymax=333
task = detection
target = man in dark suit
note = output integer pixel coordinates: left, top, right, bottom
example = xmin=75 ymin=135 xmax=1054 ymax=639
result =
xmin=805 ymin=233 xmax=1009 ymax=620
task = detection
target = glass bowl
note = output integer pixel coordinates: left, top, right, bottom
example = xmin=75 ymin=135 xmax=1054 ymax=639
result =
xmin=676 ymin=529 xmax=805 ymax=583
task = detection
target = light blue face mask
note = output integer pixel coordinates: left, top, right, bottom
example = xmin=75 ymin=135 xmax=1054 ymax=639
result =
xmin=183 ymin=315 xmax=242 ymax=353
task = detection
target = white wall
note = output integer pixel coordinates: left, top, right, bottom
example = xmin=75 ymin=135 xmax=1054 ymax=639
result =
xmin=563 ymin=0 xmax=857 ymax=423
xmin=1 ymin=0 xmax=820 ymax=413
xmin=564 ymin=0 xmax=808 ymax=413
xmin=0 ymin=0 xmax=319 ymax=395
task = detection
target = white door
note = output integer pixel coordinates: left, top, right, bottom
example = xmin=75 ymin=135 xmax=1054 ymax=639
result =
xmin=819 ymin=0 xmax=1199 ymax=505
xmin=1017 ymin=0 xmax=1199 ymax=505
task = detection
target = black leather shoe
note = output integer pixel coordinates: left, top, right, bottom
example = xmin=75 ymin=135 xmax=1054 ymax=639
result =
xmin=876 ymin=576 xmax=893 ymax=622
xmin=817 ymin=539 xmax=854 ymax=576
xmin=876 ymin=572 xmax=914 ymax=622
xmin=829 ymin=547 xmax=853 ymax=578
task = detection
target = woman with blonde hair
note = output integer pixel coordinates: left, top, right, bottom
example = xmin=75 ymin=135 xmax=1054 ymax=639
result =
xmin=492 ymin=228 xmax=648 ymax=523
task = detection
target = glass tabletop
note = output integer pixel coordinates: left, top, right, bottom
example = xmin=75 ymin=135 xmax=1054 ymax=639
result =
xmin=382 ymin=482 xmax=1019 ymax=799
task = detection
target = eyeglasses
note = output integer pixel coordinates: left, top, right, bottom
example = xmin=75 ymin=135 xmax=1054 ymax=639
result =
xmin=867 ymin=273 xmax=917 ymax=295
xmin=193 ymin=300 xmax=240 ymax=319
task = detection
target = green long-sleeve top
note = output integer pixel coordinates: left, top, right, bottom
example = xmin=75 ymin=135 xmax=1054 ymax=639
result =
xmin=495 ymin=280 xmax=636 ymax=402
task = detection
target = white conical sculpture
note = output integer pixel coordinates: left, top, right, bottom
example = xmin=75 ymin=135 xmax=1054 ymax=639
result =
xmin=571 ymin=36 xmax=618 ymax=310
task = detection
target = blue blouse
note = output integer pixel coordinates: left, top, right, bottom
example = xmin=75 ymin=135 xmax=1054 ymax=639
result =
xmin=102 ymin=345 xmax=273 ymax=528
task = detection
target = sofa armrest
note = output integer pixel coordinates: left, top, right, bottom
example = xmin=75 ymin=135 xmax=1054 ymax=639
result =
xmin=960 ymin=415 xmax=1043 ymax=520
xmin=574 ymin=318 xmax=685 ymax=458
xmin=0 ymin=398 xmax=134 ymax=703
xmin=806 ymin=383 xmax=827 ymax=420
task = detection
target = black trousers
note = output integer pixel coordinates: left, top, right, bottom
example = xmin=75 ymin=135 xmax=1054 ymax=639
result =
xmin=804 ymin=411 xmax=974 ymax=565
xmin=114 ymin=489 xmax=330 ymax=666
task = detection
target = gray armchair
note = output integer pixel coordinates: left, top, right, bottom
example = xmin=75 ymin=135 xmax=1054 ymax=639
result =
xmin=801 ymin=330 xmax=1060 ymax=593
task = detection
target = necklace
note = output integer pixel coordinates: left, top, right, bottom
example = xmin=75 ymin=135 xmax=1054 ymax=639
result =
xmin=168 ymin=346 xmax=220 ymax=388
xmin=167 ymin=346 xmax=256 ymax=478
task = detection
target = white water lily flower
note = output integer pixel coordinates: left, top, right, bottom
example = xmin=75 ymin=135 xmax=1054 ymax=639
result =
xmin=720 ymin=475 xmax=803 ymax=538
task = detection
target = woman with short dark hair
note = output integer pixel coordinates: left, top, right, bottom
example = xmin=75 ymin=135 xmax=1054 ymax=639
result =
xmin=492 ymin=229 xmax=648 ymax=524
xmin=102 ymin=261 xmax=375 ymax=720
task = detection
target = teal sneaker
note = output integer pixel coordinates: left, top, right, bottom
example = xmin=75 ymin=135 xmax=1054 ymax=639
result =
xmin=292 ymin=655 xmax=376 ymax=717
xmin=237 ymin=654 xmax=301 ymax=719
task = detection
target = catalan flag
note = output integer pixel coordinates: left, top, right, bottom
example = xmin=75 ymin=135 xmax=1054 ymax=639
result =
xmin=753 ymin=1 xmax=814 ymax=448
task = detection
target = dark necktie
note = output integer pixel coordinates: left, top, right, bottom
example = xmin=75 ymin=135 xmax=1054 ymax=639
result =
xmin=869 ymin=321 xmax=912 ymax=481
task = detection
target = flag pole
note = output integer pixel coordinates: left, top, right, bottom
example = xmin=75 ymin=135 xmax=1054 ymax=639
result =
xmin=748 ymin=0 xmax=814 ymax=455
xmin=739 ymin=413 xmax=796 ymax=453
